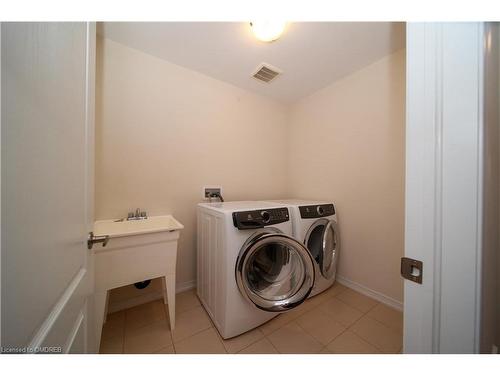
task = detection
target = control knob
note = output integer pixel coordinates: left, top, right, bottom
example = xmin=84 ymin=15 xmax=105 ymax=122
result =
xmin=261 ymin=211 xmax=271 ymax=224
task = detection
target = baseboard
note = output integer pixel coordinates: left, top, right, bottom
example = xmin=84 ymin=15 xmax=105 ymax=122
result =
xmin=107 ymin=279 xmax=196 ymax=314
xmin=336 ymin=275 xmax=404 ymax=312
xmin=176 ymin=279 xmax=197 ymax=294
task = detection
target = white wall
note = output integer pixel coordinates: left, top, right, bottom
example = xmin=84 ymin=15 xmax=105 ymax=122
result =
xmin=287 ymin=50 xmax=406 ymax=304
xmin=96 ymin=37 xmax=406 ymax=310
xmin=95 ymin=38 xmax=289 ymax=304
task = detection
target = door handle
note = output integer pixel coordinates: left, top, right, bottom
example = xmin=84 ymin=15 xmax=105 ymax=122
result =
xmin=87 ymin=232 xmax=110 ymax=250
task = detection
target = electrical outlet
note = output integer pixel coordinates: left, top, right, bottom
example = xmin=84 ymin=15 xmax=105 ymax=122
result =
xmin=203 ymin=187 xmax=222 ymax=200
xmin=492 ymin=345 xmax=498 ymax=354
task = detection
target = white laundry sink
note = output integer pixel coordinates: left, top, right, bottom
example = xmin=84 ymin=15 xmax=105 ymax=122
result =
xmin=94 ymin=214 xmax=184 ymax=238
xmin=92 ymin=214 xmax=183 ymax=346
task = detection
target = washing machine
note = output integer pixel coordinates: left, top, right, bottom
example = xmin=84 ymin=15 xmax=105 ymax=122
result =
xmin=197 ymin=201 xmax=316 ymax=339
xmin=266 ymin=199 xmax=340 ymax=297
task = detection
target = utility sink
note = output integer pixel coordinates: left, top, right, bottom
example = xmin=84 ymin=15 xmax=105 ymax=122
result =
xmin=92 ymin=214 xmax=183 ymax=345
xmin=94 ymin=214 xmax=184 ymax=238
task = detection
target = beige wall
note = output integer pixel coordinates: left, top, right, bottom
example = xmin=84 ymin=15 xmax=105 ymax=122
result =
xmin=97 ymin=37 xmax=406 ymax=309
xmin=287 ymin=50 xmax=406 ymax=303
xmin=96 ymin=38 xmax=289 ymax=295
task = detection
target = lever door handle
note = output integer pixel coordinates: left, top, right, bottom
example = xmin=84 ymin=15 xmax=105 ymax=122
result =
xmin=87 ymin=231 xmax=110 ymax=250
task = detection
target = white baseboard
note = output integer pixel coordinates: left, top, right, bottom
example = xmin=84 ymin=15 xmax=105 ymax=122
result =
xmin=176 ymin=279 xmax=197 ymax=294
xmin=336 ymin=275 xmax=404 ymax=312
xmin=107 ymin=279 xmax=196 ymax=314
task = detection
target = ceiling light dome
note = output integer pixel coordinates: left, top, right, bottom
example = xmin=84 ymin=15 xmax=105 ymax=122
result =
xmin=250 ymin=21 xmax=287 ymax=42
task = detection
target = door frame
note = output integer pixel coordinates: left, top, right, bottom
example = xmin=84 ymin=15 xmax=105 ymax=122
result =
xmin=404 ymin=22 xmax=485 ymax=353
xmin=84 ymin=21 xmax=97 ymax=354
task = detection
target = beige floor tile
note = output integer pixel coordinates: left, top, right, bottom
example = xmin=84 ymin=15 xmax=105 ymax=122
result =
xmin=175 ymin=289 xmax=201 ymax=314
xmin=101 ymin=310 xmax=125 ymax=341
xmin=367 ymin=303 xmax=404 ymax=333
xmin=335 ymin=289 xmax=378 ymax=313
xmin=220 ymin=328 xmax=264 ymax=353
xmin=106 ymin=309 xmax=125 ymax=323
xmin=349 ymin=316 xmax=402 ymax=353
xmin=238 ymin=337 xmax=279 ymax=354
xmin=174 ymin=328 xmax=226 ymax=354
xmin=327 ymin=331 xmax=381 ymax=354
xmin=267 ymin=322 xmax=323 ymax=354
xmin=318 ymin=297 xmax=364 ymax=327
xmin=153 ymin=345 xmax=175 ymax=354
xmin=257 ymin=292 xmax=335 ymax=336
xmin=296 ymin=308 xmax=347 ymax=345
xmin=171 ymin=305 xmax=213 ymax=343
xmin=124 ymin=299 xmax=167 ymax=332
xmin=124 ymin=320 xmax=172 ymax=354
xmin=276 ymin=297 xmax=323 ymax=322
xmin=99 ymin=336 xmax=123 ymax=354
xmin=323 ymin=282 xmax=348 ymax=298
xmin=305 ymin=290 xmax=337 ymax=309
xmin=258 ymin=312 xmax=295 ymax=336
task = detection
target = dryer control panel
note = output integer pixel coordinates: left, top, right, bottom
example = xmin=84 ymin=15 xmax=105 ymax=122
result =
xmin=299 ymin=204 xmax=335 ymax=219
xmin=232 ymin=208 xmax=289 ymax=230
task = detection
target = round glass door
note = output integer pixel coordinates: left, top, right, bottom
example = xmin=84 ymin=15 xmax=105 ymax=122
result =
xmin=305 ymin=219 xmax=340 ymax=280
xmin=236 ymin=229 xmax=315 ymax=312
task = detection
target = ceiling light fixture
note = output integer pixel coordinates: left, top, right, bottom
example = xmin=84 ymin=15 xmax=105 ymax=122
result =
xmin=250 ymin=21 xmax=287 ymax=42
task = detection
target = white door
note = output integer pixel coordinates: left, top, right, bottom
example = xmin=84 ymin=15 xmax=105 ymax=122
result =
xmin=1 ymin=22 xmax=96 ymax=353
xmin=404 ymin=22 xmax=488 ymax=353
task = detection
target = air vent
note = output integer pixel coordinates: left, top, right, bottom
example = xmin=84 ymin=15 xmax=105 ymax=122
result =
xmin=252 ymin=63 xmax=282 ymax=83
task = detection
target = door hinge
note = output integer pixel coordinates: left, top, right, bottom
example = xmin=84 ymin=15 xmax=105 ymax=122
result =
xmin=401 ymin=257 xmax=423 ymax=284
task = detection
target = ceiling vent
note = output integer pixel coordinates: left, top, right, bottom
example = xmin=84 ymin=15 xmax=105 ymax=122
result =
xmin=252 ymin=63 xmax=282 ymax=83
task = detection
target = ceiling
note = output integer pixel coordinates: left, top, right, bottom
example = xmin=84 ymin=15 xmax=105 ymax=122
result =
xmin=98 ymin=22 xmax=405 ymax=103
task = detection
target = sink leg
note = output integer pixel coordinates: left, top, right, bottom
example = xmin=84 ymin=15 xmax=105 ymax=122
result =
xmin=163 ymin=275 xmax=175 ymax=331
xmin=161 ymin=277 xmax=168 ymax=305
xmin=103 ymin=291 xmax=110 ymax=324
xmin=94 ymin=290 xmax=108 ymax=351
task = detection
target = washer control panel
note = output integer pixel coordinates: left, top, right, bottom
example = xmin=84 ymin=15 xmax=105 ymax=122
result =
xmin=232 ymin=207 xmax=290 ymax=230
xmin=299 ymin=204 xmax=335 ymax=219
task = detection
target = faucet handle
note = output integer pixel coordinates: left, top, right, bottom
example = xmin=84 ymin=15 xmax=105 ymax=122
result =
xmin=141 ymin=211 xmax=147 ymax=218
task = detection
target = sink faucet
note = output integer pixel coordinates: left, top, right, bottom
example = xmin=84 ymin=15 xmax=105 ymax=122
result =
xmin=127 ymin=208 xmax=147 ymax=221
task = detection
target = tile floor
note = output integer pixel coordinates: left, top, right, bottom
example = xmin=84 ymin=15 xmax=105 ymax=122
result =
xmin=99 ymin=283 xmax=403 ymax=354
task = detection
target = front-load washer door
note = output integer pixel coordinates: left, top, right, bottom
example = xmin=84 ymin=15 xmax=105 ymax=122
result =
xmin=235 ymin=228 xmax=315 ymax=312
xmin=304 ymin=218 xmax=340 ymax=280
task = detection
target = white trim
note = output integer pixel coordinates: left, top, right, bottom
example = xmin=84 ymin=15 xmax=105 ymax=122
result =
xmin=84 ymin=21 xmax=97 ymax=354
xmin=432 ymin=23 xmax=444 ymax=353
xmin=107 ymin=279 xmax=196 ymax=314
xmin=336 ymin=275 xmax=403 ymax=312
xmin=0 ymin=23 xmax=2 ymax=348
xmin=27 ymin=268 xmax=87 ymax=350
xmin=473 ymin=22 xmax=485 ymax=354
xmin=63 ymin=311 xmax=84 ymax=354
xmin=405 ymin=22 xmax=485 ymax=354
xmin=176 ymin=279 xmax=197 ymax=293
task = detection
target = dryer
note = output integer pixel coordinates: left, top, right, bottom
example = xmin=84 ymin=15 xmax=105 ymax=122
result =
xmin=197 ymin=201 xmax=315 ymax=339
xmin=266 ymin=199 xmax=340 ymax=297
